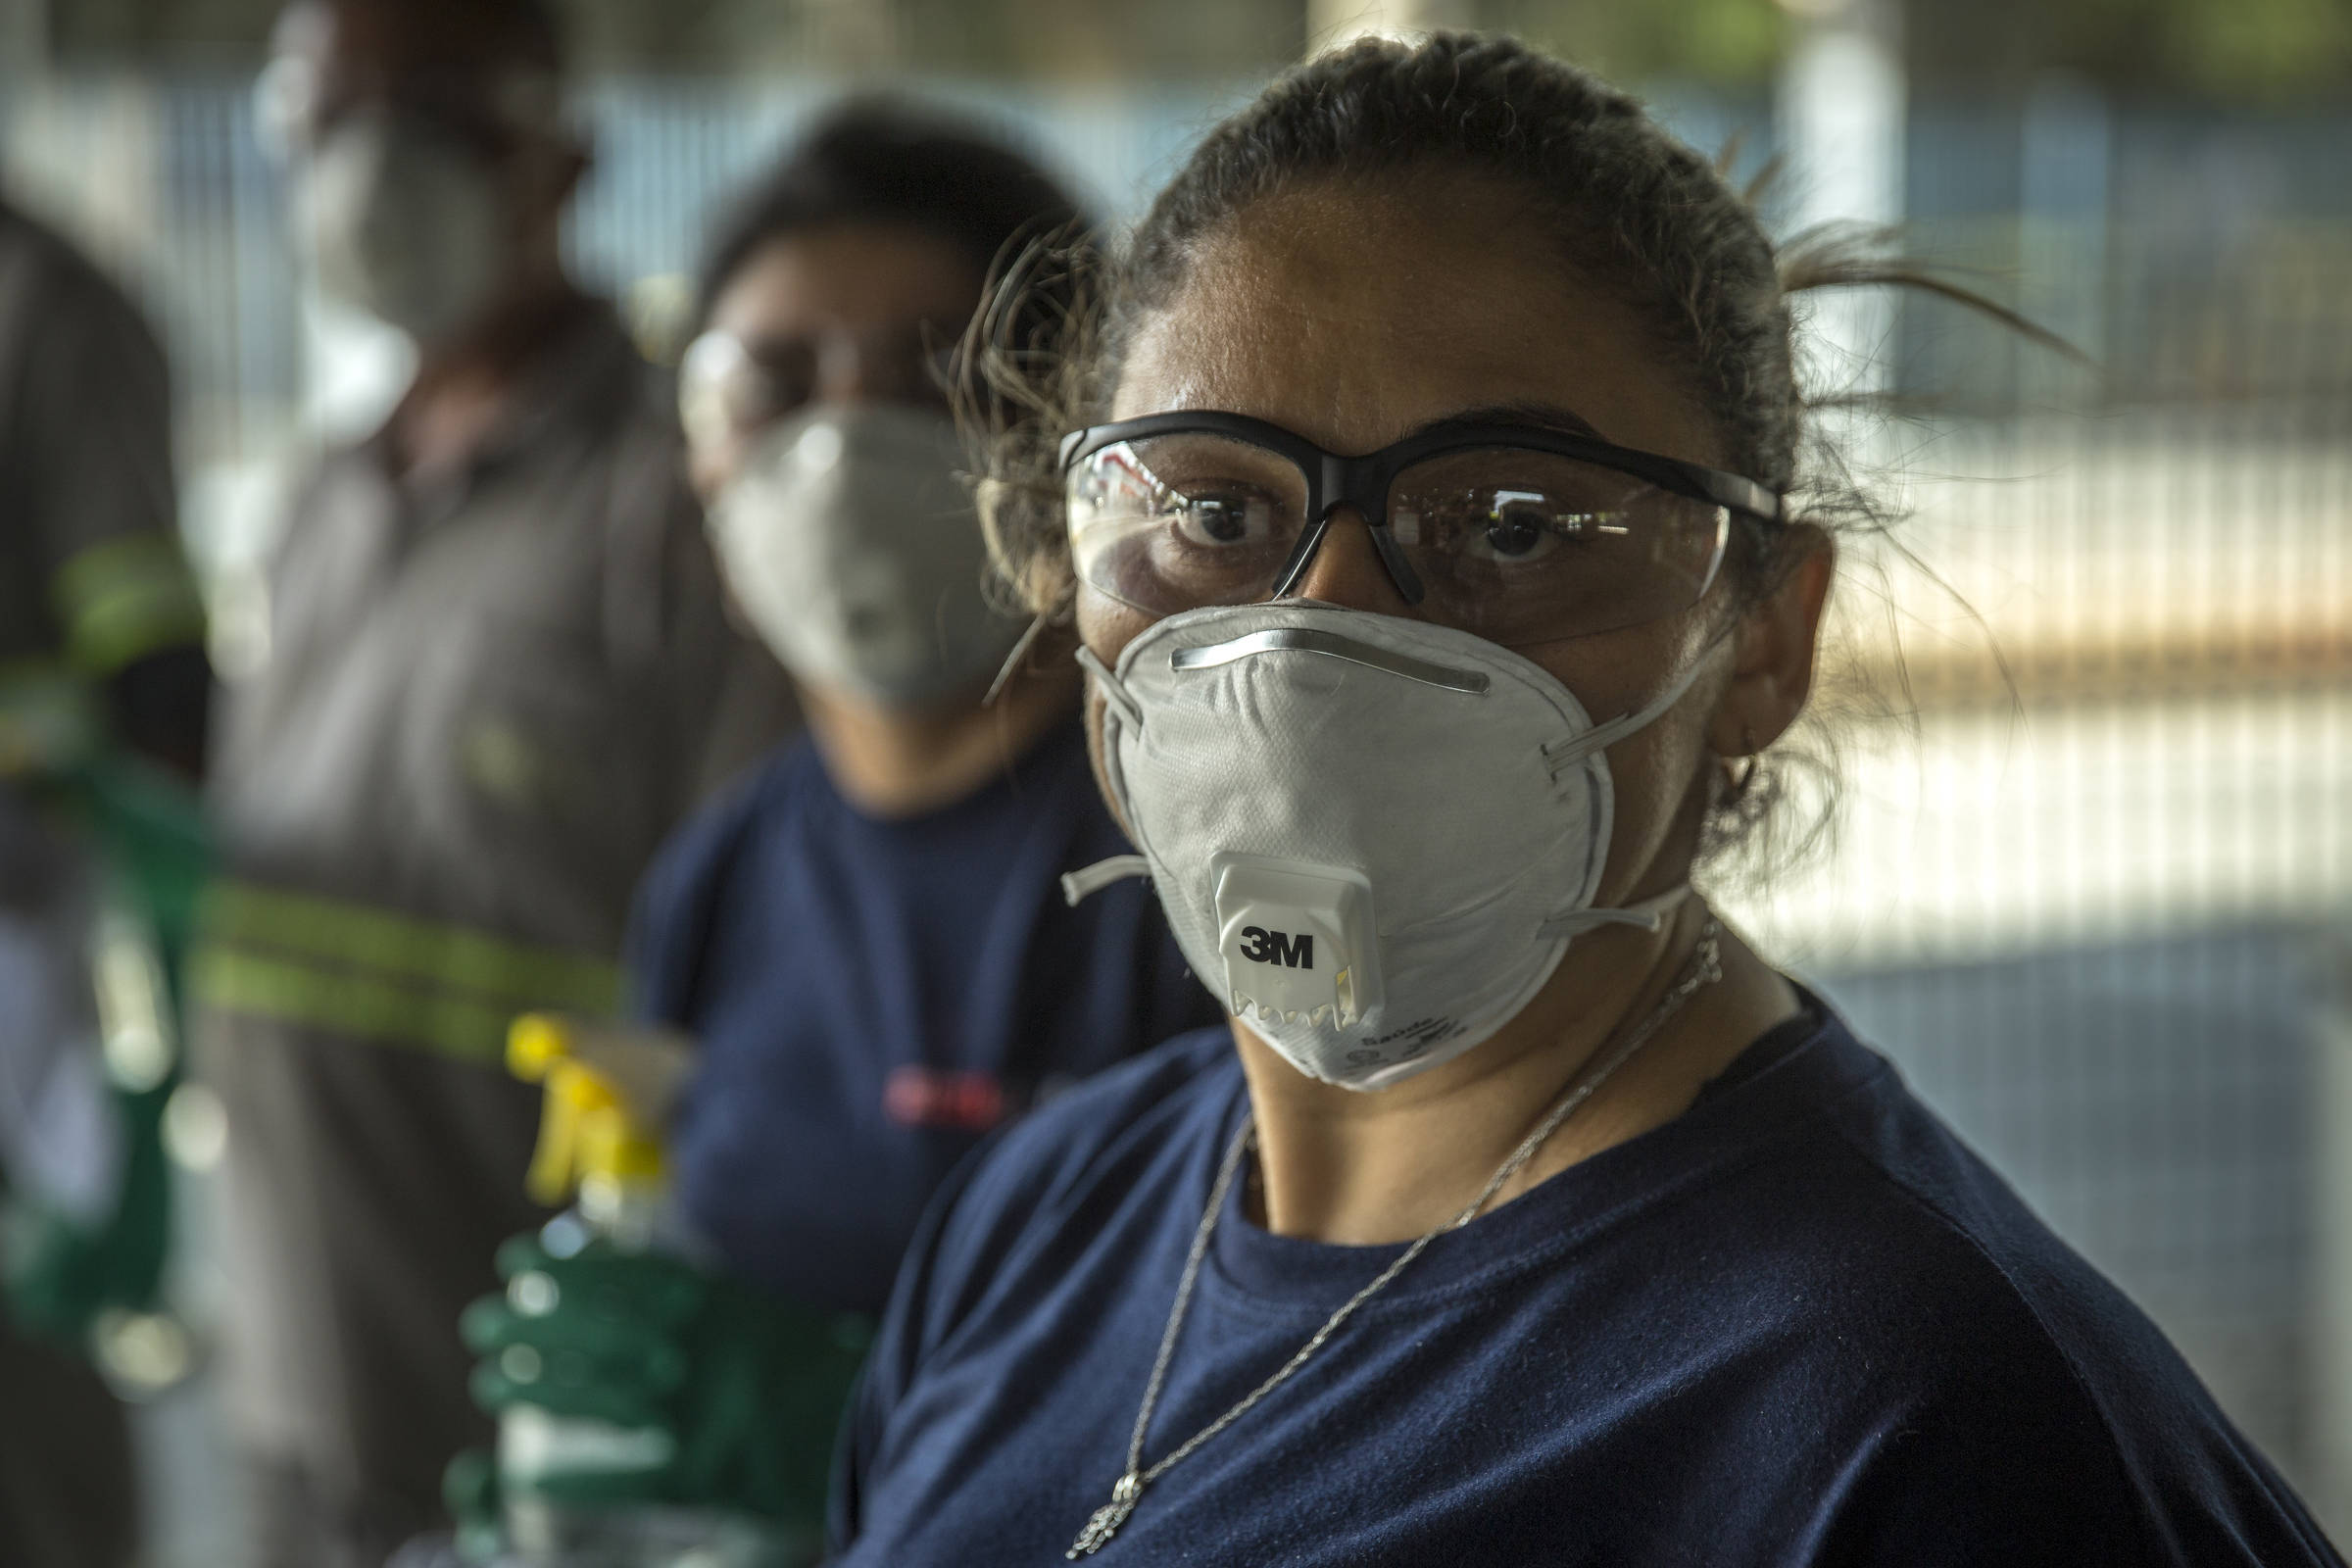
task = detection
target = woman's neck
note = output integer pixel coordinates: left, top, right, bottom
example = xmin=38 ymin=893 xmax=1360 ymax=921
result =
xmin=1237 ymin=900 xmax=1800 ymax=1246
xmin=800 ymin=658 xmax=1081 ymax=819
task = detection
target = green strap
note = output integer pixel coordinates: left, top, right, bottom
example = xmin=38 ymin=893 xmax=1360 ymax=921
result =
xmin=203 ymin=882 xmax=623 ymax=1012
xmin=193 ymin=882 xmax=624 ymax=1063
xmin=49 ymin=533 xmax=208 ymax=676
xmin=189 ymin=947 xmax=526 ymax=1067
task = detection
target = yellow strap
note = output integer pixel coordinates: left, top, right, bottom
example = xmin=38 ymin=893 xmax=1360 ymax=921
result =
xmin=201 ymin=881 xmax=624 ymax=1015
xmin=189 ymin=947 xmax=524 ymax=1066
xmin=49 ymin=533 xmax=208 ymax=676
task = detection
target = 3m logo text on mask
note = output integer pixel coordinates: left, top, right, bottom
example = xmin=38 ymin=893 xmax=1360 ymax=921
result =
xmin=1238 ymin=927 xmax=1314 ymax=969
xmin=1203 ymin=854 xmax=1379 ymax=1032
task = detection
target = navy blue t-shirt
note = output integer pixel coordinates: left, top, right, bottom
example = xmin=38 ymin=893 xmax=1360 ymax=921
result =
xmin=833 ymin=1004 xmax=2342 ymax=1566
xmin=628 ymin=719 xmax=1216 ymax=1317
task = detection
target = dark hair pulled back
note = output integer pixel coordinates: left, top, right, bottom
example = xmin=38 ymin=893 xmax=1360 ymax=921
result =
xmin=697 ymin=96 xmax=1087 ymax=330
xmin=1141 ymin=35 xmax=1796 ymax=487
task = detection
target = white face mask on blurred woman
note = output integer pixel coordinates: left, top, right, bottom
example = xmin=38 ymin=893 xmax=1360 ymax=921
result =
xmin=296 ymin=111 xmax=506 ymax=344
xmin=707 ymin=403 xmax=1027 ymax=710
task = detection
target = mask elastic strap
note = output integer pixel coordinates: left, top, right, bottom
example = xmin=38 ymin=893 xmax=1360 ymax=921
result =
xmin=1061 ymin=855 xmax=1152 ymax=907
xmin=1074 ymin=645 xmax=1142 ymax=729
xmin=1544 ymin=658 xmax=1708 ymax=774
xmin=1537 ymin=884 xmax=1691 ymax=942
xmin=1064 ymin=648 xmax=1152 ymax=908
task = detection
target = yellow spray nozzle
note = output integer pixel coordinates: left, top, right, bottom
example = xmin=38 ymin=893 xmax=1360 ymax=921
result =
xmin=510 ymin=1012 xmax=665 ymax=1208
xmin=508 ymin=1011 xmax=572 ymax=1084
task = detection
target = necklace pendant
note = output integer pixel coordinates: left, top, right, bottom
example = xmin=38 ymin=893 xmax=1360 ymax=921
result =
xmin=1067 ymin=1470 xmax=1145 ymax=1558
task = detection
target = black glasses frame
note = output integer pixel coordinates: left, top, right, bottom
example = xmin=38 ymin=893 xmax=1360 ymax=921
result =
xmin=1059 ymin=410 xmax=1784 ymax=607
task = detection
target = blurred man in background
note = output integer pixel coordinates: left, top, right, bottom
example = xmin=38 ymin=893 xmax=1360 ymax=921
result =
xmin=189 ymin=0 xmax=786 ymax=1561
xmin=0 ymin=188 xmax=210 ymax=1568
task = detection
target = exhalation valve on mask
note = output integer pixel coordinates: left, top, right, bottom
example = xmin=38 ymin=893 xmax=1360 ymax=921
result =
xmin=1211 ymin=853 xmax=1384 ymax=1029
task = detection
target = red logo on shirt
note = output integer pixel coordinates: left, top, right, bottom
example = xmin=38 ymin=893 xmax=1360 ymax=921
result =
xmin=884 ymin=1066 xmax=1009 ymax=1131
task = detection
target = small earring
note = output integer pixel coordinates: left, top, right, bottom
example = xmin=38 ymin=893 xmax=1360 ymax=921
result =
xmin=1721 ymin=727 xmax=1759 ymax=803
xmin=1724 ymin=755 xmax=1759 ymax=802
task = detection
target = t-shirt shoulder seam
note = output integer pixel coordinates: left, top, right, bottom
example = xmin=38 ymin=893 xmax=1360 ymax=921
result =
xmin=1817 ymin=1118 xmax=2172 ymax=1549
xmin=990 ymin=1030 xmax=1233 ymax=1194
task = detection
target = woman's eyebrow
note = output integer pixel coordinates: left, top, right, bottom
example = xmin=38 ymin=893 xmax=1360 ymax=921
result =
xmin=1415 ymin=401 xmax=1605 ymax=440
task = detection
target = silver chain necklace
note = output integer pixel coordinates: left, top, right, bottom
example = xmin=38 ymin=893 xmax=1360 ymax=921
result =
xmin=1067 ymin=919 xmax=1725 ymax=1558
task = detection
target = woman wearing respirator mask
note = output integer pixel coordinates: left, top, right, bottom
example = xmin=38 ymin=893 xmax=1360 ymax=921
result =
xmin=656 ymin=106 xmax=1214 ymax=1268
xmin=454 ymin=100 xmax=1216 ymax=1540
xmin=821 ymin=36 xmax=2342 ymax=1568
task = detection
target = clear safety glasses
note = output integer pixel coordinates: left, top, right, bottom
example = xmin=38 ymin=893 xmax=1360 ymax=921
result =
xmin=678 ymin=326 xmax=956 ymax=457
xmin=1060 ymin=411 xmax=1783 ymax=646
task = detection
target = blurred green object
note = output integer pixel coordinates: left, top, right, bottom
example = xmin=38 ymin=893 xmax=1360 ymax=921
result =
xmin=76 ymin=749 xmax=212 ymax=992
xmin=3 ymin=749 xmax=207 ymax=1349
xmin=443 ymin=1446 xmax=506 ymax=1566
xmin=460 ymin=1230 xmax=872 ymax=1538
xmin=5 ymin=1068 xmax=172 ymax=1345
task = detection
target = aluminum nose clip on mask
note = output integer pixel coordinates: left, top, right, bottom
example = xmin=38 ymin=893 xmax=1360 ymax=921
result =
xmin=1064 ymin=602 xmax=1698 ymax=1091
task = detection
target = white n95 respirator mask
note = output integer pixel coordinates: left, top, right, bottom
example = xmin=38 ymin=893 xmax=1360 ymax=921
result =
xmin=1067 ymin=602 xmax=1696 ymax=1091
xmin=709 ymin=404 xmax=1027 ymax=710
xmin=298 ymin=112 xmax=507 ymax=345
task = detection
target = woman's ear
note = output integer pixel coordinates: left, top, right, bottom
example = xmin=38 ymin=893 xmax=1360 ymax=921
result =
xmin=1707 ymin=526 xmax=1834 ymax=759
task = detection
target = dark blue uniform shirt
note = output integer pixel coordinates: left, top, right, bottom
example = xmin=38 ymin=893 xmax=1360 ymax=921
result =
xmin=834 ymin=1004 xmax=2342 ymax=1566
xmin=630 ymin=720 xmax=1215 ymax=1317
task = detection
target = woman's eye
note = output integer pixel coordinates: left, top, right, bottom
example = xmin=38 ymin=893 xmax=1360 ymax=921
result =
xmin=1468 ymin=490 xmax=1574 ymax=564
xmin=1171 ymin=490 xmax=1271 ymax=547
xmin=1484 ymin=499 xmax=1552 ymax=559
xmin=1433 ymin=486 xmax=1628 ymax=565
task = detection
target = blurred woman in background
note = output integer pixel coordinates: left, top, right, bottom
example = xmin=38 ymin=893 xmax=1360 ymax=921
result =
xmin=455 ymin=99 xmax=1216 ymax=1550
xmin=198 ymin=3 xmax=792 ymax=1560
xmin=825 ymin=35 xmax=2342 ymax=1566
